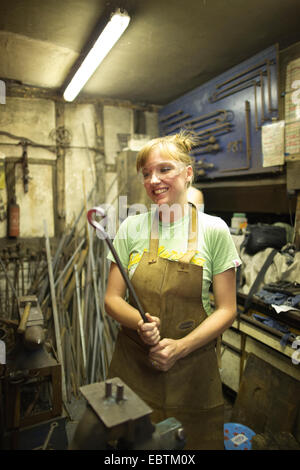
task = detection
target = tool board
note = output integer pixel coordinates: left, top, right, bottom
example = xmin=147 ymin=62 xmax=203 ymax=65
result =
xmin=158 ymin=44 xmax=280 ymax=180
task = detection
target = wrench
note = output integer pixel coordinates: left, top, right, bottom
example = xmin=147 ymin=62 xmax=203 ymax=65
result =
xmin=34 ymin=421 xmax=58 ymax=450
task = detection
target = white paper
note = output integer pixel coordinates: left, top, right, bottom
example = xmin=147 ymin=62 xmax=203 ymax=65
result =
xmin=262 ymin=121 xmax=285 ymax=167
xmin=271 ymin=304 xmax=300 ymax=314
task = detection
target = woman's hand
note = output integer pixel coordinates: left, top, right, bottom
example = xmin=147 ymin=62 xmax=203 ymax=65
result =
xmin=137 ymin=313 xmax=161 ymax=346
xmin=149 ymin=338 xmax=183 ymax=371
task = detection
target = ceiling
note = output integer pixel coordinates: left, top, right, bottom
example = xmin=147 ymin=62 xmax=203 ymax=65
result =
xmin=1 ymin=0 xmax=300 ymax=106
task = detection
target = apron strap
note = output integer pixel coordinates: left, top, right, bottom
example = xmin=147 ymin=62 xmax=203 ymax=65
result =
xmin=148 ymin=203 xmax=198 ymax=264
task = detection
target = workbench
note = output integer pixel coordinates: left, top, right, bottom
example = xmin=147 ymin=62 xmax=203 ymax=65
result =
xmin=220 ymin=294 xmax=300 ymax=393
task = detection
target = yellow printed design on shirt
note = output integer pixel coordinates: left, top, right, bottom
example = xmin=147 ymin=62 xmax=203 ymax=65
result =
xmin=128 ymin=246 xmax=205 ymax=278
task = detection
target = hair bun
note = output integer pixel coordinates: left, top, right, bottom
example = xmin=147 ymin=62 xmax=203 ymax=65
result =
xmin=172 ymin=130 xmax=198 ymax=152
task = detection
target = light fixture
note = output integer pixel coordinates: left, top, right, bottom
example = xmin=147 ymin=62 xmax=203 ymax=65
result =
xmin=63 ymin=8 xmax=130 ymax=102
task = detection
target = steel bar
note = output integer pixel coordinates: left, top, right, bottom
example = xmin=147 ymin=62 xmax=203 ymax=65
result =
xmin=183 ymin=110 xmax=228 ymax=127
xmin=43 ymin=219 xmax=67 ymax=401
xmin=162 ymin=113 xmax=191 ymax=129
xmin=88 ymin=227 xmax=106 ymax=382
xmin=82 ymin=123 xmax=96 ymax=187
xmin=55 ymin=238 xmax=85 ymax=288
xmin=74 ymin=264 xmax=87 ymax=370
xmin=87 ymin=207 xmax=147 ymax=323
xmin=196 ymin=122 xmax=233 ymax=137
xmin=215 ymin=59 xmax=274 ymax=89
xmin=212 ymin=70 xmax=267 ymax=101
xmin=0 ymin=256 xmax=19 ymax=310
xmin=260 ymin=71 xmax=265 ymax=124
xmin=188 ymin=117 xmax=224 ymax=131
xmin=254 ymin=82 xmax=259 ymax=131
xmin=191 ymin=143 xmax=220 ymax=154
xmin=195 ymin=136 xmax=217 ymax=146
xmin=159 ymin=109 xmax=183 ymax=123
xmin=210 ymin=79 xmax=259 ymax=103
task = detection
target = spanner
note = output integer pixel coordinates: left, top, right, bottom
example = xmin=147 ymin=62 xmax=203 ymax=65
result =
xmin=34 ymin=421 xmax=58 ymax=450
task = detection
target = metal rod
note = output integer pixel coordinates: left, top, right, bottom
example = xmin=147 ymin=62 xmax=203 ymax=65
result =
xmin=159 ymin=109 xmax=183 ymax=123
xmin=43 ymin=219 xmax=67 ymax=401
xmin=215 ymin=59 xmax=274 ymax=89
xmin=260 ymin=71 xmax=265 ymax=124
xmin=87 ymin=207 xmax=147 ymax=323
xmin=74 ymin=264 xmax=87 ymax=371
xmin=162 ymin=113 xmax=191 ymax=130
xmin=210 ymin=79 xmax=259 ymax=103
xmin=212 ymin=70 xmax=266 ymax=100
xmin=183 ymin=109 xmax=228 ymax=126
xmin=254 ymin=82 xmax=259 ymax=131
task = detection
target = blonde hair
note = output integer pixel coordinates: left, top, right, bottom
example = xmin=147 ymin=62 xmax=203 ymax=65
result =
xmin=136 ymin=130 xmax=198 ymax=172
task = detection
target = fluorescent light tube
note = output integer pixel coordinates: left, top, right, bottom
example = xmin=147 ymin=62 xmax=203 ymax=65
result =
xmin=63 ymin=9 xmax=130 ymax=102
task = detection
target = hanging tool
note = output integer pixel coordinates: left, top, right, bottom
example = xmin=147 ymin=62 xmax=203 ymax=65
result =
xmin=215 ymin=58 xmax=275 ymax=90
xmin=0 ymin=155 xmax=6 ymax=221
xmin=87 ymin=206 xmax=148 ymax=323
xmin=162 ymin=113 xmax=191 ymax=131
xmin=33 ymin=421 xmax=59 ymax=450
xmin=221 ymin=100 xmax=251 ymax=173
xmin=196 ymin=121 xmax=234 ymax=137
xmin=159 ymin=109 xmax=184 ymax=123
xmin=210 ymin=70 xmax=267 ymax=102
xmin=7 ymin=197 xmax=20 ymax=238
xmin=20 ymin=140 xmax=29 ymax=193
xmin=191 ymin=143 xmax=220 ymax=155
xmin=17 ymin=295 xmax=45 ymax=350
xmin=210 ymin=79 xmax=259 ymax=103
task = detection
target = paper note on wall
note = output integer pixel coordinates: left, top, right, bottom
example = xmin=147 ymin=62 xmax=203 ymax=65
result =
xmin=285 ymin=58 xmax=300 ymax=155
xmin=262 ymin=121 xmax=285 ymax=167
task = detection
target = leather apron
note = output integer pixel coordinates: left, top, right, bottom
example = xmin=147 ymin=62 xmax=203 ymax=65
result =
xmin=108 ymin=205 xmax=224 ymax=449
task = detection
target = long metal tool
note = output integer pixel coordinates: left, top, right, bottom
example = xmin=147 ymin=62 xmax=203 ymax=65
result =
xmin=221 ymin=100 xmax=251 ymax=173
xmin=87 ymin=206 xmax=148 ymax=323
xmin=211 ymin=70 xmax=267 ymax=101
xmin=215 ymin=59 xmax=274 ymax=89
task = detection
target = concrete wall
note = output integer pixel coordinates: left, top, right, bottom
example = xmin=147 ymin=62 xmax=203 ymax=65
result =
xmin=0 ymin=96 xmax=159 ymax=239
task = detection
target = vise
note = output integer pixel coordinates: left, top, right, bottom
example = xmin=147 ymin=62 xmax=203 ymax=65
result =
xmin=69 ymin=377 xmax=186 ymax=450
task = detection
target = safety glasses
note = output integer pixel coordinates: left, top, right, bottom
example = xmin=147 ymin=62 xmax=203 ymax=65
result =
xmin=137 ymin=160 xmax=186 ymax=184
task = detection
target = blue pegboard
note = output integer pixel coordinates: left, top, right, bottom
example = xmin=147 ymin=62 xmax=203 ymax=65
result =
xmin=159 ymin=45 xmax=280 ymax=180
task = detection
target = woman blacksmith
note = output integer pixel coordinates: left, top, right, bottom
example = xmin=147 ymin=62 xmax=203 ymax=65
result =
xmin=105 ymin=131 xmax=241 ymax=449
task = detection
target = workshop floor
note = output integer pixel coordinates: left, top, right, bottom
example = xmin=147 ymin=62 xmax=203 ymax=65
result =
xmin=64 ymin=385 xmax=236 ymax=448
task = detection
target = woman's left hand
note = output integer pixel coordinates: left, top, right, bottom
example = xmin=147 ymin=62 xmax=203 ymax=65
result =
xmin=149 ymin=338 xmax=182 ymax=371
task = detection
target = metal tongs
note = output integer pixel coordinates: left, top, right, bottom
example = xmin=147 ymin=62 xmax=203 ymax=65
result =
xmin=87 ymin=206 xmax=148 ymax=322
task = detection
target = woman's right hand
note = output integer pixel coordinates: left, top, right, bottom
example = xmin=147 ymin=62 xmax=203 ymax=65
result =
xmin=137 ymin=313 xmax=161 ymax=346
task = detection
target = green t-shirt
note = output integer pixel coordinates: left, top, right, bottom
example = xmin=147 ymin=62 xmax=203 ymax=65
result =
xmin=107 ymin=209 xmax=241 ymax=315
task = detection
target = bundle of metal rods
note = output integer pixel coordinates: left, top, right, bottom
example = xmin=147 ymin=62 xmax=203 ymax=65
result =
xmin=0 ymin=221 xmax=119 ymax=403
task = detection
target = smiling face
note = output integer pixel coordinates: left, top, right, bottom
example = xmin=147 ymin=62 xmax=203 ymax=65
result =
xmin=141 ymin=147 xmax=193 ymax=208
